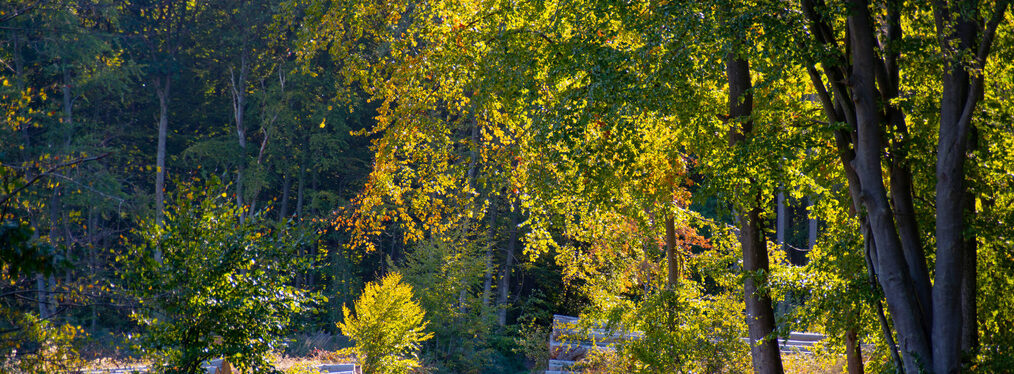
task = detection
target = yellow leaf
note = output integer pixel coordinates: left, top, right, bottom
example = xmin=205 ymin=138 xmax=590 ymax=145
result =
xmin=319 ymin=118 xmax=327 ymax=128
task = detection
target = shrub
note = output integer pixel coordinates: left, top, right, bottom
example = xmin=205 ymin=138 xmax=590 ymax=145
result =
xmin=622 ymin=287 xmax=749 ymax=373
xmin=119 ymin=178 xmax=319 ymax=373
xmin=1 ymin=222 xmax=83 ymax=373
xmin=0 ymin=313 xmax=83 ymax=373
xmin=337 ymin=272 xmax=432 ymax=374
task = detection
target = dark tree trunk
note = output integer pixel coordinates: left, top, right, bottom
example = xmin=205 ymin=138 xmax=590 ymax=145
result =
xmin=664 ymin=214 xmax=678 ymax=288
xmin=883 ymin=0 xmax=933 ymax=317
xmin=726 ymin=52 xmax=783 ymax=374
xmin=807 ymin=197 xmax=817 ymax=251
xmin=960 ymin=123 xmax=981 ymax=357
xmin=931 ymin=2 xmax=992 ymax=371
xmin=803 ymin=1 xmax=1009 ymax=370
xmin=776 ymin=190 xmax=786 ymax=252
xmin=296 ymin=153 xmax=307 ymax=218
xmin=155 ymin=74 xmax=170 ymax=262
xmin=847 ymin=1 xmax=933 ymax=370
xmin=804 ymin=13 xmax=908 ymax=368
xmin=279 ymin=173 xmax=291 ymax=223
xmin=845 ymin=327 xmax=864 ymax=374
xmin=864 ymin=221 xmax=906 ymax=372
xmin=482 ymin=199 xmax=497 ymax=309
xmin=497 ymin=204 xmax=518 ymax=326
xmin=231 ymin=58 xmax=249 ymax=223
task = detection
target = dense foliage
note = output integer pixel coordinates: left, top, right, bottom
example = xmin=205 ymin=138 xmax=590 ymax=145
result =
xmin=1 ymin=0 xmax=1013 ymax=373
xmin=119 ymin=179 xmax=318 ymax=373
xmin=337 ymin=272 xmax=432 ymax=374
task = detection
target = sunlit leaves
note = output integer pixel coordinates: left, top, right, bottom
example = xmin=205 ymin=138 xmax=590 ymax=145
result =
xmin=118 ymin=177 xmax=320 ymax=372
xmin=337 ymin=272 xmax=433 ymax=374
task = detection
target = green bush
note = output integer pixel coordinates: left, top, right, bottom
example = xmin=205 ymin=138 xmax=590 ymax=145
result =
xmin=1 ymin=223 xmax=83 ymax=373
xmin=622 ymin=287 xmax=749 ymax=374
xmin=119 ymin=178 xmax=319 ymax=373
xmin=337 ymin=272 xmax=433 ymax=374
xmin=0 ymin=313 xmax=83 ymax=373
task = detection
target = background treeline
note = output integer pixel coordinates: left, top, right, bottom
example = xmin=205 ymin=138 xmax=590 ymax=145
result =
xmin=1 ymin=1 xmax=584 ymax=372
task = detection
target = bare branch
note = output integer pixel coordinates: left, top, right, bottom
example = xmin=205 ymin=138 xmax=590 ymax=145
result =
xmin=0 ymin=152 xmax=111 ymax=216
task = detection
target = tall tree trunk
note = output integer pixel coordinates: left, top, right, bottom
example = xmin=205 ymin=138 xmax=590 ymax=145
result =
xmin=803 ymin=1 xmax=1009 ymax=370
xmin=726 ymin=52 xmax=783 ymax=374
xmin=296 ymin=151 xmax=307 ymax=218
xmin=845 ymin=327 xmax=864 ymax=374
xmin=497 ymin=204 xmax=518 ymax=326
xmin=279 ymin=173 xmax=291 ymax=223
xmin=864 ymin=221 xmax=906 ymax=372
xmin=847 ymin=1 xmax=933 ymax=369
xmin=34 ymin=210 xmax=47 ymax=319
xmin=231 ymin=61 xmax=248 ymax=222
xmin=664 ymin=214 xmax=678 ymax=288
xmin=932 ymin=2 xmax=988 ymax=371
xmin=807 ymin=197 xmax=817 ymax=251
xmin=482 ymin=199 xmax=497 ymax=309
xmin=61 ymin=67 xmax=74 ymax=147
xmin=803 ymin=1 xmax=921 ymax=370
xmin=776 ymin=190 xmax=787 ymax=251
xmin=154 ymin=75 xmax=170 ymax=263
xmin=960 ymin=122 xmax=981 ymax=356
xmin=883 ymin=0 xmax=933 ymax=320
xmin=47 ymin=188 xmax=61 ymax=318
xmin=36 ymin=274 xmax=48 ymax=318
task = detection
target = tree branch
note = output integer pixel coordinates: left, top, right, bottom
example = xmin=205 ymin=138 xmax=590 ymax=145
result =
xmin=0 ymin=152 xmax=111 ymax=217
xmin=977 ymin=0 xmax=1010 ymax=64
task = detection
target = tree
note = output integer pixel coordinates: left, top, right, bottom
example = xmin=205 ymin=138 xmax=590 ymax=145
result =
xmin=119 ymin=178 xmax=318 ymax=373
xmin=337 ymin=272 xmax=433 ymax=374
xmin=797 ymin=0 xmax=1011 ymax=371
xmin=725 ymin=48 xmax=784 ymax=374
xmin=121 ymin=0 xmax=201 ymax=241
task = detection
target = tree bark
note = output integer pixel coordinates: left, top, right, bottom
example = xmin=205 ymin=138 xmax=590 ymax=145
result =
xmin=296 ymin=152 xmax=307 ymax=218
xmin=482 ymin=199 xmax=497 ymax=309
xmin=154 ymin=74 xmax=170 ymax=263
xmin=847 ymin=1 xmax=933 ymax=370
xmin=61 ymin=68 xmax=74 ymax=147
xmin=777 ymin=190 xmax=786 ymax=252
xmin=803 ymin=1 xmax=1009 ymax=370
xmin=279 ymin=173 xmax=291 ymax=223
xmin=497 ymin=203 xmax=518 ymax=326
xmin=664 ymin=214 xmax=678 ymax=288
xmin=726 ymin=52 xmax=783 ymax=374
xmin=881 ymin=0 xmax=931 ymax=313
xmin=230 ymin=60 xmax=248 ymax=223
xmin=807 ymin=197 xmax=817 ymax=251
xmin=864 ymin=221 xmax=906 ymax=372
xmin=845 ymin=327 xmax=864 ymax=374
xmin=931 ymin=3 xmax=981 ymax=372
xmin=960 ymin=126 xmax=979 ymax=357
xmin=805 ymin=24 xmax=908 ymax=369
